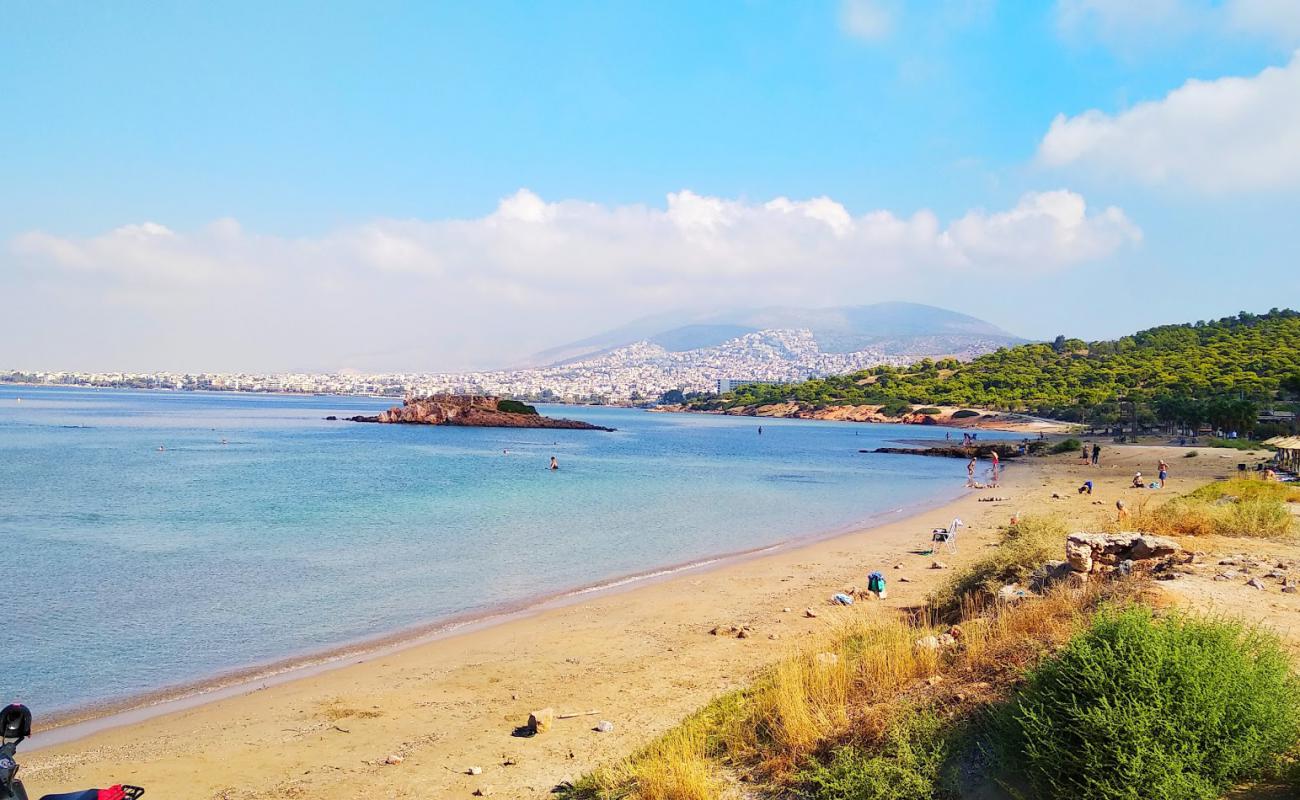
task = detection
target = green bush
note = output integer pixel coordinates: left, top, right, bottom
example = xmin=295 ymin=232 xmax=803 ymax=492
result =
xmin=1184 ymin=450 xmax=1198 ymax=457
xmin=996 ymin=607 xmax=1300 ymax=800
xmin=879 ymin=399 xmax=914 ymax=417
xmin=1205 ymin=437 xmax=1273 ymax=451
xmin=952 ymin=409 xmax=980 ymax=419
xmin=916 ymin=407 xmax=943 ymax=416
xmin=796 ymin=711 xmax=948 ymax=800
xmin=1050 ymin=437 xmax=1082 ymax=454
xmin=497 ymin=399 xmax=538 ymax=415
xmin=928 ymin=516 xmax=1066 ymax=620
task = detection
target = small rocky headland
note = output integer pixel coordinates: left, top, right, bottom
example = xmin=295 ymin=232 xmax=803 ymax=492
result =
xmin=331 ymin=395 xmax=614 ymax=431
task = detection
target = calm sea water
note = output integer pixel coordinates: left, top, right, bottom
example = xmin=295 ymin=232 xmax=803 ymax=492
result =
xmin=0 ymin=386 xmax=994 ymax=716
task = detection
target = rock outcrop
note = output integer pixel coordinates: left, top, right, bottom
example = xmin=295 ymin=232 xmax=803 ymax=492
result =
xmin=343 ymin=395 xmax=613 ymax=431
xmin=1064 ymin=532 xmax=1181 ymax=575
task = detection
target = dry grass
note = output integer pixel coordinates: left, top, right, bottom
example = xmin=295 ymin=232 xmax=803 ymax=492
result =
xmin=1116 ymin=480 xmax=1297 ymax=540
xmin=566 ymin=574 xmax=1132 ymax=800
xmin=927 ymin=515 xmax=1068 ymax=620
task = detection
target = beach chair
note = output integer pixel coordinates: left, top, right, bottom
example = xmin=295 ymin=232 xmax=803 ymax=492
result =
xmin=928 ymin=518 xmax=963 ymax=555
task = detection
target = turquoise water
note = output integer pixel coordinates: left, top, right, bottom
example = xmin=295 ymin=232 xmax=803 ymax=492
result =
xmin=0 ymin=386 xmax=988 ymax=716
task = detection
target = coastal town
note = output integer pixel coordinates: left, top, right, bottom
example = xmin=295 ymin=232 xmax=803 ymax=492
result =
xmin=0 ymin=328 xmax=1015 ymax=404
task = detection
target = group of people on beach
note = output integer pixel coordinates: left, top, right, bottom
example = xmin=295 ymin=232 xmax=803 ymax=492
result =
xmin=965 ymin=450 xmax=1000 ymax=488
xmin=1079 ymin=442 xmax=1102 ymax=465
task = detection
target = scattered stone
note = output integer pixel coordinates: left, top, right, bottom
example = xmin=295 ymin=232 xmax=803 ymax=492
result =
xmin=383 ymin=754 xmax=404 ymax=765
xmin=930 ymin=561 xmax=948 ymax=570
xmin=1213 ymin=575 xmax=1230 ymax=582
xmin=804 ymin=608 xmax=818 ymax=618
xmin=898 ymin=575 xmax=912 ymax=583
xmin=595 ymin=720 xmax=615 ymax=733
xmin=527 ymin=708 xmax=555 ymax=735
xmin=736 ymin=629 xmax=751 ymax=639
xmin=768 ymin=633 xmax=780 ymax=640
xmin=1220 ymin=557 xmax=1242 ymax=566
xmin=467 ymin=766 xmax=483 ymax=776
xmin=1247 ymin=578 xmax=1267 ymax=590
xmin=915 ymin=635 xmax=941 ymax=650
xmin=1218 ymin=570 xmax=1241 ymax=580
xmin=1283 ymin=586 xmax=1298 ymax=594
xmin=474 ymin=786 xmax=495 ymax=797
xmin=782 ymin=607 xmax=792 ymax=613
xmin=1265 ymin=570 xmax=1287 ymax=579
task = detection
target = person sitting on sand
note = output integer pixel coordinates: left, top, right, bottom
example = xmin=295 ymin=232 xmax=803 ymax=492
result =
xmin=1131 ymin=472 xmax=1144 ymax=488
xmin=1158 ymin=460 xmax=1169 ymax=488
xmin=549 ymin=456 xmax=559 ymax=470
xmin=1078 ymin=480 xmax=1093 ymax=495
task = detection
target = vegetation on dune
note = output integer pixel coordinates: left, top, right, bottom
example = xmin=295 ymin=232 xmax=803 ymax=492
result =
xmin=928 ymin=516 xmax=1066 ymax=620
xmin=566 ymin=500 xmax=1300 ymax=800
xmin=1050 ymin=437 xmax=1082 ymax=454
xmin=1119 ymin=479 xmax=1298 ymax=540
xmin=687 ymin=309 xmax=1300 ymax=429
xmin=563 ymin=579 xmax=1120 ymax=800
xmin=994 ymin=607 xmax=1300 ymax=800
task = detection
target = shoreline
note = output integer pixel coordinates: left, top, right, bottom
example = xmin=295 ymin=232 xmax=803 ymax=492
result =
xmin=23 ymin=445 xmax=1247 ymax=799
xmin=32 ymin=480 xmax=967 ymax=750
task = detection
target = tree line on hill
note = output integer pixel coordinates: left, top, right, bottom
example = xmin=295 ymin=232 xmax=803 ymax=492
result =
xmin=686 ymin=309 xmax=1300 ymax=435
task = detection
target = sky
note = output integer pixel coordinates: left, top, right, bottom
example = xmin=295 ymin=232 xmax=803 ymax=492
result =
xmin=2 ymin=0 xmax=1299 ymax=373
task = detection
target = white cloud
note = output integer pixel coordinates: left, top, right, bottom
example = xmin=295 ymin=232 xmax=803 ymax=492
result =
xmin=1056 ymin=0 xmax=1300 ymax=48
xmin=840 ymin=0 xmax=896 ymax=42
xmin=6 ymin=189 xmax=1138 ymax=371
xmin=1038 ymin=51 xmax=1300 ymax=192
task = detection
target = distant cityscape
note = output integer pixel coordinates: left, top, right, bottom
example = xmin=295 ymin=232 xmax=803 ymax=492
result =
xmin=1 ymin=328 xmax=1013 ymax=405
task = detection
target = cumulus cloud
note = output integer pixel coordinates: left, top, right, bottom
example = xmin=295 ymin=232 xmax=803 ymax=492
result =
xmin=1038 ymin=52 xmax=1300 ymax=192
xmin=6 ymin=189 xmax=1138 ymax=371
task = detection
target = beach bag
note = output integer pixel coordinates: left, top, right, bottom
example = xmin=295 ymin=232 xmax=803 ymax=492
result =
xmin=867 ymin=572 xmax=886 ymax=594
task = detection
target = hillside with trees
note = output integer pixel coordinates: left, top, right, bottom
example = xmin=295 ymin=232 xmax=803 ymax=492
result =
xmin=687 ymin=309 xmax=1300 ymax=433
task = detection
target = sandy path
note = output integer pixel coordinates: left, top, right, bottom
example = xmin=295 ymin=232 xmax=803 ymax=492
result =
xmin=19 ymin=441 xmax=1272 ymax=799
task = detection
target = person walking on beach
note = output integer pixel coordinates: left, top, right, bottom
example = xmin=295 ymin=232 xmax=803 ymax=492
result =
xmin=1158 ymin=459 xmax=1169 ymax=488
xmin=967 ymin=456 xmax=977 ymax=486
xmin=990 ymin=450 xmax=1000 ymax=482
xmin=549 ymin=456 xmax=559 ymax=470
xmin=1091 ymin=443 xmax=1101 ymax=465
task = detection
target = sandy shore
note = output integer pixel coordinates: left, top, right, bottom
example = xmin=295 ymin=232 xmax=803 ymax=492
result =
xmin=20 ymin=442 xmax=1274 ymax=799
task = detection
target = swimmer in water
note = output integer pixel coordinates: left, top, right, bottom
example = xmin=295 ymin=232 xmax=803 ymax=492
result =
xmin=549 ymin=456 xmax=559 ymax=470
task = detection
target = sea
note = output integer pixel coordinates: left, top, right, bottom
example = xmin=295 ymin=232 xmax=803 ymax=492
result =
xmin=0 ymin=385 xmax=1003 ymax=720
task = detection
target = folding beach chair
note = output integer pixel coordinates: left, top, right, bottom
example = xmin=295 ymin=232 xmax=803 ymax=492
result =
xmin=928 ymin=518 xmax=963 ymax=555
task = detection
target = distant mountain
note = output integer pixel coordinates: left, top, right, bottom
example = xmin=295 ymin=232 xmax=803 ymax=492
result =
xmin=528 ymin=302 xmax=1024 ymax=366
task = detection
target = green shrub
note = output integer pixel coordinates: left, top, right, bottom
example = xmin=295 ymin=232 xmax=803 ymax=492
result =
xmin=995 ymin=607 xmax=1300 ymax=800
xmin=916 ymin=407 xmax=943 ymax=416
xmin=1050 ymin=437 xmax=1082 ymax=454
xmin=497 ymin=399 xmax=538 ymax=415
xmin=1189 ymin=478 xmax=1300 ymax=504
xmin=952 ymin=409 xmax=980 ymax=419
xmin=1128 ymin=490 xmax=1296 ymax=540
xmin=795 ymin=711 xmax=948 ymax=800
xmin=1205 ymin=437 xmax=1274 ymax=452
xmin=879 ymin=400 xmax=914 ymax=417
xmin=929 ymin=516 xmax=1066 ymax=620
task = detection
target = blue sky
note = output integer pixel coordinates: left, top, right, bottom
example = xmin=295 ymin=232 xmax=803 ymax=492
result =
xmin=3 ymin=1 xmax=1299 ymax=371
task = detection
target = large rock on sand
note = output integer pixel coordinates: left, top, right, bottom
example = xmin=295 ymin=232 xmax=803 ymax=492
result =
xmin=1065 ymin=533 xmax=1180 ymax=574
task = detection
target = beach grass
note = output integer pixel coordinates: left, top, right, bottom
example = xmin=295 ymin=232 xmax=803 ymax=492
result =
xmin=564 ymin=576 xmax=1120 ymax=800
xmin=927 ymin=515 xmax=1067 ymax=621
xmin=1116 ymin=479 xmax=1298 ymax=540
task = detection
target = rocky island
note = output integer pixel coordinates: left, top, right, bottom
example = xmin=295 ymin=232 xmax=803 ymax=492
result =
xmin=336 ymin=395 xmax=614 ymax=431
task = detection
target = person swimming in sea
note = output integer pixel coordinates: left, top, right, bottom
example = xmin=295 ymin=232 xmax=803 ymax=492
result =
xmin=549 ymin=455 xmax=559 ymax=470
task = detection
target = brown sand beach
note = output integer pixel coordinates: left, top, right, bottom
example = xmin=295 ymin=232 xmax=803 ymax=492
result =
xmin=19 ymin=441 xmax=1292 ymax=799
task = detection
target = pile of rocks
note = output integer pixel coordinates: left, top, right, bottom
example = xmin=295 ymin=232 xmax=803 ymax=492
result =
xmin=1031 ymin=532 xmax=1182 ymax=592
